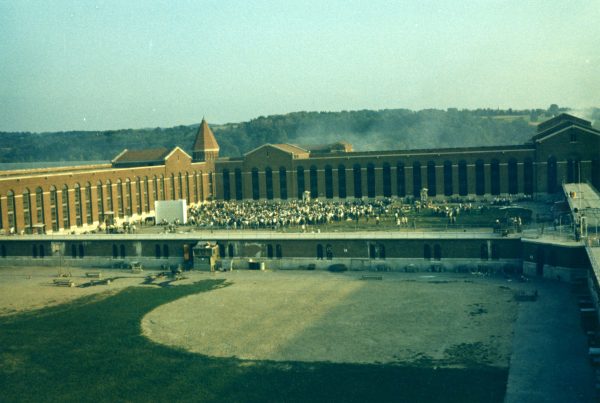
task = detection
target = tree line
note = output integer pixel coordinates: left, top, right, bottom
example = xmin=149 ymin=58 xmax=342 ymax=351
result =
xmin=1 ymin=105 xmax=595 ymax=163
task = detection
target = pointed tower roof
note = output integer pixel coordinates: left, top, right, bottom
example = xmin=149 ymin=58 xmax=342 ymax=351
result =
xmin=193 ymin=118 xmax=220 ymax=152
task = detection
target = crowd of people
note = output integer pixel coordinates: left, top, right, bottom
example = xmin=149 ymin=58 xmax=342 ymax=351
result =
xmin=185 ymin=197 xmax=501 ymax=231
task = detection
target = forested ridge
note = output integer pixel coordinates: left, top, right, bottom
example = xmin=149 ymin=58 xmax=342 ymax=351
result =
xmin=1 ymin=106 xmax=597 ymax=163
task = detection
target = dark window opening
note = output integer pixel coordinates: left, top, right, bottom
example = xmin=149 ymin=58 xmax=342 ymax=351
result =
xmin=338 ymin=165 xmax=346 ymax=198
xmin=427 ymin=161 xmax=436 ymax=197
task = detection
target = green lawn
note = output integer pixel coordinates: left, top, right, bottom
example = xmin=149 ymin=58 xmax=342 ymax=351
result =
xmin=0 ymin=280 xmax=508 ymax=402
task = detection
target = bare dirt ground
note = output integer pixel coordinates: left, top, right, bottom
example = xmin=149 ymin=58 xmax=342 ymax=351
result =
xmin=0 ymin=266 xmax=149 ymax=316
xmin=142 ymin=270 xmax=519 ymax=367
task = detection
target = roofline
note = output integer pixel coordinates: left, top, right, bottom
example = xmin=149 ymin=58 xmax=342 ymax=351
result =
xmin=164 ymin=146 xmax=192 ymax=160
xmin=534 ymin=124 xmax=600 ymax=144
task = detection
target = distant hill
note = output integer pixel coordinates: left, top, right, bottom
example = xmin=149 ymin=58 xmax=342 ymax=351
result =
xmin=1 ymin=106 xmax=597 ymax=163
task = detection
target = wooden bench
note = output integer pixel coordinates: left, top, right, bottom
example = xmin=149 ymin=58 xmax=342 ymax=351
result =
xmin=361 ymin=274 xmax=383 ymax=280
xmin=85 ymin=272 xmax=102 ymax=279
xmin=53 ymin=279 xmax=75 ymax=287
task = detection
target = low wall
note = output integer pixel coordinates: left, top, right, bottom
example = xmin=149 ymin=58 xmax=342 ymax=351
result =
xmin=221 ymin=257 xmax=522 ymax=274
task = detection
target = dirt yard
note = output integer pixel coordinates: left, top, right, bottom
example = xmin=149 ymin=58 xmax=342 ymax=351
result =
xmin=142 ymin=270 xmax=519 ymax=368
xmin=0 ymin=266 xmax=149 ymax=316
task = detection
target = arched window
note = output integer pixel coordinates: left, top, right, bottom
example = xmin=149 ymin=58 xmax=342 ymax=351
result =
xmin=23 ymin=189 xmax=32 ymax=231
xmin=228 ymin=244 xmax=234 ymax=258
xmin=369 ymin=244 xmax=376 ymax=259
xmin=85 ymin=182 xmax=93 ymax=224
xmin=267 ymin=244 xmax=273 ymax=258
xmin=353 ymin=164 xmax=362 ymax=198
xmin=97 ymin=181 xmax=105 ymax=222
xmin=524 ymin=158 xmax=534 ymax=195
xmin=547 ymin=156 xmax=558 ymax=193
xmin=490 ymin=159 xmax=500 ymax=195
xmin=310 ymin=166 xmax=318 ymax=198
xmin=192 ymin=172 xmax=198 ymax=202
xmin=185 ymin=172 xmax=191 ymax=202
xmin=32 ymin=244 xmax=38 ymax=258
xmin=72 ymin=244 xmax=77 ymax=258
xmin=153 ymin=176 xmax=159 ymax=202
xmin=265 ymin=167 xmax=274 ymax=200
xmin=218 ymin=244 xmax=225 ymax=258
xmin=49 ymin=186 xmax=58 ymax=231
xmin=112 ymin=244 xmax=118 ymax=259
xmin=222 ymin=169 xmax=231 ymax=201
xmin=78 ymin=244 xmax=84 ymax=258
xmin=413 ymin=161 xmax=422 ymax=198
xmin=144 ymin=177 xmax=150 ymax=212
xmin=39 ymin=244 xmax=45 ymax=258
xmin=424 ymin=244 xmax=431 ymax=260
xmin=427 ymin=161 xmax=436 ymax=197
xmin=338 ymin=165 xmax=347 ymax=198
xmin=275 ymin=244 xmax=282 ymax=259
xmin=458 ymin=160 xmax=468 ymax=196
xmin=106 ymin=180 xmax=114 ymax=214
xmin=234 ymin=168 xmax=243 ymax=200
xmin=316 ymin=244 xmax=324 ymax=259
xmin=397 ymin=162 xmax=405 ymax=197
xmin=507 ymin=159 xmax=518 ymax=194
xmin=325 ymin=165 xmax=333 ymax=199
xmin=135 ymin=178 xmax=142 ymax=215
xmin=382 ymin=163 xmax=391 ymax=197
xmin=74 ymin=183 xmax=83 ymax=226
xmin=433 ymin=244 xmax=442 ymax=260
xmin=120 ymin=244 xmax=126 ymax=258
xmin=480 ymin=243 xmax=489 ymax=260
xmin=163 ymin=244 xmax=169 ymax=259
xmin=168 ymin=174 xmax=175 ymax=200
xmin=159 ymin=175 xmax=165 ymax=200
xmin=116 ymin=179 xmax=124 ymax=217
xmin=155 ymin=244 xmax=161 ymax=259
xmin=7 ymin=190 xmax=17 ymax=232
xmin=443 ymin=161 xmax=453 ymax=196
xmin=61 ymin=185 xmax=70 ymax=229
xmin=475 ymin=160 xmax=485 ymax=195
xmin=178 ymin=173 xmax=183 ymax=199
xmin=279 ymin=167 xmax=288 ymax=200
xmin=379 ymin=244 xmax=386 ymax=259
xmin=297 ymin=166 xmax=305 ymax=199
xmin=198 ymin=171 xmax=204 ymax=200
xmin=367 ymin=163 xmax=375 ymax=198
xmin=251 ymin=168 xmax=260 ymax=200
xmin=35 ymin=187 xmax=45 ymax=227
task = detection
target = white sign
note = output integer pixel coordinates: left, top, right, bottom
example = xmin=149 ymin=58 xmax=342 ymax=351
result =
xmin=155 ymin=200 xmax=187 ymax=224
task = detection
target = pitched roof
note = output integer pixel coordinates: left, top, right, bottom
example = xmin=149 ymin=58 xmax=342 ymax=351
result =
xmin=193 ymin=118 xmax=220 ymax=152
xmin=532 ymin=113 xmax=599 ymax=142
xmin=272 ymin=144 xmax=309 ymax=154
xmin=112 ymin=147 xmax=170 ymax=165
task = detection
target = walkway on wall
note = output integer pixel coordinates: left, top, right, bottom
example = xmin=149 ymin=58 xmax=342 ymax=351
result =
xmin=563 ymin=183 xmax=600 ymax=290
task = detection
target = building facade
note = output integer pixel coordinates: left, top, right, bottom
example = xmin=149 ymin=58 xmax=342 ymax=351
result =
xmin=1 ymin=113 xmax=599 ymax=234
xmin=214 ymin=113 xmax=599 ymax=202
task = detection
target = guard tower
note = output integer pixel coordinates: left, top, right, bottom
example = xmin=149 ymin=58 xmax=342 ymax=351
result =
xmin=193 ymin=241 xmax=220 ymax=271
xmin=192 ymin=118 xmax=220 ymax=162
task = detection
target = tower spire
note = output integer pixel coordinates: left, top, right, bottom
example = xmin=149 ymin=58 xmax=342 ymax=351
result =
xmin=192 ymin=118 xmax=219 ymax=162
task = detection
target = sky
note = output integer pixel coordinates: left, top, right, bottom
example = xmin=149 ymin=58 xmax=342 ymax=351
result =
xmin=0 ymin=0 xmax=599 ymax=132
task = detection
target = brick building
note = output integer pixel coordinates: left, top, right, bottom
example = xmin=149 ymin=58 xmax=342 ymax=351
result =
xmin=1 ymin=113 xmax=599 ymax=234
xmin=214 ymin=113 xmax=599 ymax=202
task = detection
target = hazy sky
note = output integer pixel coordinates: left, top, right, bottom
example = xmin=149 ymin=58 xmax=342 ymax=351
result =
xmin=1 ymin=0 xmax=599 ymax=132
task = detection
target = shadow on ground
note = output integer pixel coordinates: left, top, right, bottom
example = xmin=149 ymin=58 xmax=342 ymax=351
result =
xmin=0 ymin=280 xmax=507 ymax=403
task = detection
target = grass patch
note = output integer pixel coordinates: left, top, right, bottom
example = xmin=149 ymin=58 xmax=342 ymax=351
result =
xmin=0 ymin=280 xmax=508 ymax=402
